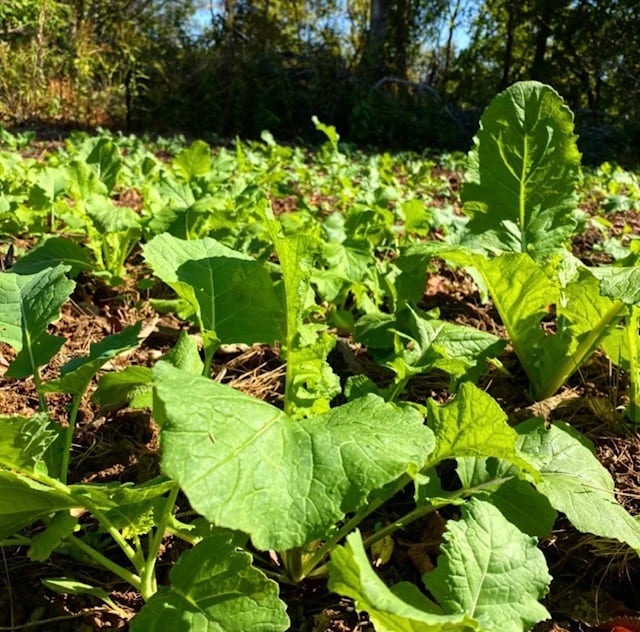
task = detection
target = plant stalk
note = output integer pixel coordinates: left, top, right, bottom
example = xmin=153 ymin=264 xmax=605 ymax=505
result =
xmin=139 ymin=484 xmax=180 ymax=600
xmin=298 ymin=474 xmax=411 ymax=579
xmin=535 ymin=300 xmax=626 ymax=400
xmin=67 ymin=534 xmax=141 ymax=589
xmin=59 ymin=393 xmax=82 ymax=484
xmin=626 ymin=306 xmax=640 ymax=423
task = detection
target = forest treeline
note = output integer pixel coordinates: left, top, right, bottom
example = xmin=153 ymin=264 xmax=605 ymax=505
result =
xmin=2 ymin=0 xmax=640 ymax=164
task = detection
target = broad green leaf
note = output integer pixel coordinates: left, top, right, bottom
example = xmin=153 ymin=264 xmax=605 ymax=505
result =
xmin=162 ymin=331 xmax=205 ymax=375
xmin=69 ymin=478 xmax=175 ymax=538
xmin=452 ymin=251 xmax=623 ymax=400
xmin=356 ymin=308 xmax=504 ymax=385
xmin=396 ymin=307 xmax=505 ymax=383
xmin=92 ymin=366 xmax=153 ymax=411
xmin=42 ymin=578 xmax=126 ymax=616
xmin=43 ymin=322 xmax=142 ymax=396
xmin=0 ymin=414 xmax=60 ymax=473
xmin=69 ymin=477 xmax=177 ymax=512
xmin=314 ymin=239 xmax=372 ymax=302
xmin=425 ymin=383 xmax=537 ymax=479
xmin=86 ymin=137 xmax=122 ymax=192
xmin=517 ymin=419 xmax=640 ymax=551
xmin=131 ymin=534 xmax=289 ymax=632
xmin=11 ymin=236 xmax=94 ymax=277
xmin=0 ymin=470 xmax=76 ymax=539
xmin=67 ymin=159 xmax=108 ymax=199
xmin=461 ymin=81 xmax=581 ymax=259
xmin=29 ymin=166 xmax=67 ymax=208
xmin=594 ymin=266 xmax=640 ymax=305
xmin=456 ymin=458 xmax=557 ymax=538
xmin=153 ymin=362 xmax=431 ymax=550
xmin=143 ymin=234 xmax=283 ymax=346
xmin=92 ymin=332 xmax=201 ymax=411
xmin=402 ymin=199 xmax=432 ymax=237
xmin=28 ymin=511 xmax=78 ymax=561
xmin=172 ymin=140 xmax=212 ymax=182
xmin=425 ymin=498 xmax=551 ymax=632
xmin=312 ymin=115 xmax=340 ymax=150
xmin=0 ymin=265 xmax=74 ymax=379
xmin=328 ymin=530 xmax=481 ymax=631
xmin=85 ymin=195 xmax=140 ymax=233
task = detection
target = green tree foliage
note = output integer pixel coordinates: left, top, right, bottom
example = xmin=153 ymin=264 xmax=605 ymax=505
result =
xmin=1 ymin=0 xmax=639 ymax=161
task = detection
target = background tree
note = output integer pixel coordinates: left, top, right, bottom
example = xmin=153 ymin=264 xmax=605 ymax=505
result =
xmin=1 ymin=0 xmax=639 ymax=164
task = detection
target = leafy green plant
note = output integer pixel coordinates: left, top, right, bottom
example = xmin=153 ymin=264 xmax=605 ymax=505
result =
xmin=434 ymin=249 xmax=625 ymax=400
xmin=596 ymin=264 xmax=640 ymax=422
xmin=3 ymin=92 xmax=640 ymax=632
xmin=414 ymin=82 xmax=631 ymax=401
xmin=353 ymin=304 xmax=505 ymax=401
xmin=458 ymin=81 xmax=583 ymax=260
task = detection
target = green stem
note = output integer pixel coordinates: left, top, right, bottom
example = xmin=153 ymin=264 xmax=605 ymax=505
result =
xmin=280 ymin=547 xmax=304 ymax=583
xmin=60 ymin=393 xmax=82 ymax=484
xmin=363 ymin=502 xmax=443 ymax=550
xmin=67 ymin=535 xmax=141 ymax=589
xmin=32 ymin=368 xmax=48 ymax=413
xmin=25 ymin=468 xmax=147 ymax=577
xmin=535 ymin=300 xmax=626 ymax=400
xmin=519 ymin=135 xmax=528 ymax=254
xmin=203 ymin=338 xmax=220 ymax=377
xmin=363 ymin=477 xmax=515 ymax=550
xmin=626 ymin=307 xmax=640 ymax=423
xmin=298 ymin=474 xmax=411 ymax=579
xmin=64 ymin=490 xmax=145 ymax=574
xmin=0 ymin=536 xmax=32 ymax=547
xmin=387 ymin=376 xmax=410 ymax=403
xmin=139 ymin=484 xmax=180 ymax=600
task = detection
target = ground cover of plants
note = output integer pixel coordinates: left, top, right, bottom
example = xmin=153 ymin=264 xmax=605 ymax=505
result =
xmin=1 ymin=81 xmax=640 ymax=632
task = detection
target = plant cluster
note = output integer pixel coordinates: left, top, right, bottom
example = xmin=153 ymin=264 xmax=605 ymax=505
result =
xmin=0 ymin=82 xmax=639 ymax=631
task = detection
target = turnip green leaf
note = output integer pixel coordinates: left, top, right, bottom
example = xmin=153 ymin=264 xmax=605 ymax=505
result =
xmin=0 ymin=414 xmax=60 ymax=473
xmin=43 ymin=322 xmax=142 ymax=396
xmin=461 ymin=81 xmax=581 ymax=259
xmin=0 ymin=264 xmax=74 ymax=379
xmin=28 ymin=511 xmax=78 ymax=561
xmin=153 ymin=362 xmax=431 ymax=550
xmin=425 ymin=383 xmax=538 ymax=480
xmin=11 ymin=236 xmax=94 ymax=277
xmin=92 ymin=366 xmax=154 ymax=411
xmin=0 ymin=470 xmax=76 ymax=539
xmin=595 ymin=266 xmax=640 ymax=305
xmin=355 ymin=308 xmax=505 ymax=391
xmin=86 ymin=137 xmax=122 ymax=193
xmin=456 ymin=458 xmax=556 ymax=538
xmin=172 ymin=139 xmax=212 ymax=183
xmin=143 ymin=234 xmax=283 ymax=347
xmin=328 ymin=530 xmax=481 ymax=631
xmin=131 ymin=534 xmax=289 ymax=631
xmin=262 ymin=216 xmax=339 ymax=418
xmin=443 ymin=251 xmax=623 ymax=400
xmin=425 ymin=498 xmax=551 ymax=632
xmin=92 ymin=331 xmax=203 ymax=411
xmin=516 ymin=419 xmax=640 ymax=552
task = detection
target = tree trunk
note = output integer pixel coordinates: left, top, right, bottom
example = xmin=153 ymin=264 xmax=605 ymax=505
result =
xmin=359 ymin=0 xmax=391 ymax=81
xmin=530 ymin=0 xmax=554 ymax=82
xmin=498 ymin=2 xmax=515 ymax=90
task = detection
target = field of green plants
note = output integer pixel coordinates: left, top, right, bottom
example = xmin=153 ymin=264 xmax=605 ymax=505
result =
xmin=1 ymin=82 xmax=640 ymax=632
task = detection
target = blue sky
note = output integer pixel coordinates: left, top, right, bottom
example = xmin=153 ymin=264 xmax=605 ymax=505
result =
xmin=189 ymin=2 xmax=473 ymax=52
